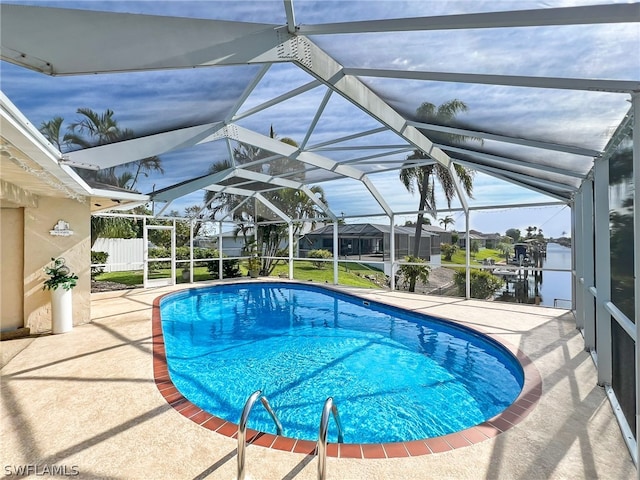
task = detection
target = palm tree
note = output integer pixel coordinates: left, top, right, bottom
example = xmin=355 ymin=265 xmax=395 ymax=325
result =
xmin=66 ymin=108 xmax=131 ymax=148
xmin=400 ymin=100 xmax=478 ymax=257
xmin=39 ymin=116 xmax=69 ymax=151
xmin=40 ymin=108 xmax=164 ymax=246
xmin=438 ymin=215 xmax=455 ymax=231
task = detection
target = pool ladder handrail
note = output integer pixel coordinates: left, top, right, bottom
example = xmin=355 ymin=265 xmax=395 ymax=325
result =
xmin=317 ymin=397 xmax=344 ymax=480
xmin=237 ymin=390 xmax=283 ymax=480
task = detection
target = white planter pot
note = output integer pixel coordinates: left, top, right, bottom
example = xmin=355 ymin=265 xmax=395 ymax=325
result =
xmin=51 ymin=287 xmax=73 ymax=334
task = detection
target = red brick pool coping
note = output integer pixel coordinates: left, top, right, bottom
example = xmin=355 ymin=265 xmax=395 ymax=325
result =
xmin=151 ymin=287 xmax=542 ymax=459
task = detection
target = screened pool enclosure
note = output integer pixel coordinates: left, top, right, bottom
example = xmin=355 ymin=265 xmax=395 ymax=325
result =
xmin=0 ymin=0 xmax=638 ymax=473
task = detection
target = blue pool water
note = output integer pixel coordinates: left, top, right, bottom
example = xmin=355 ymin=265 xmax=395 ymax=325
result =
xmin=160 ymin=282 xmax=524 ymax=444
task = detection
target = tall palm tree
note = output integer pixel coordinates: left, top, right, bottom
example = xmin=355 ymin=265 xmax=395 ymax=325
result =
xmin=400 ymin=100 xmax=477 ymax=257
xmin=438 ymin=215 xmax=455 ymax=231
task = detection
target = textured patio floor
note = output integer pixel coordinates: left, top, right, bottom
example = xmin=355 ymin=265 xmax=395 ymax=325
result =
xmin=1 ymin=280 xmax=636 ymax=479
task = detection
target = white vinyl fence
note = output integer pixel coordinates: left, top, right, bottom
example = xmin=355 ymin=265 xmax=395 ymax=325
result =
xmin=93 ymin=238 xmax=144 ymax=272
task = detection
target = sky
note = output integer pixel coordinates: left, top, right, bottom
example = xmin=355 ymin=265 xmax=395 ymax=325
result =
xmin=2 ymin=0 xmax=638 ymax=238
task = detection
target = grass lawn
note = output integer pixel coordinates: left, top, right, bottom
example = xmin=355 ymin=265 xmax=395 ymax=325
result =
xmin=94 ymin=260 xmax=384 ymax=289
xmin=445 ymin=248 xmax=506 ymax=266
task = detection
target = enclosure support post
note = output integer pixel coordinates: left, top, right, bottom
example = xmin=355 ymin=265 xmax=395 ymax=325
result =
xmin=570 ymin=201 xmax=577 ymax=312
xmin=171 ymin=219 xmax=177 ymax=285
xmin=632 ymin=91 xmax=640 ymax=476
xmin=594 ymin=154 xmax=611 ymax=385
xmin=288 ymin=222 xmax=294 ymax=280
xmin=389 ymin=215 xmax=395 ymax=291
xmin=333 ymin=221 xmax=339 ymax=285
xmin=574 ymin=190 xmax=584 ymax=330
xmin=465 ymin=210 xmax=470 ymax=300
xmin=142 ymin=217 xmax=148 ymax=289
xmin=218 ymin=221 xmax=223 ymax=281
xmin=189 ymin=220 xmax=194 ymax=283
xmin=582 ymin=179 xmax=595 ymax=351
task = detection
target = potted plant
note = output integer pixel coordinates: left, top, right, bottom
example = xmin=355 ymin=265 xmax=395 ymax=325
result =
xmin=247 ymin=255 xmax=261 ymax=278
xmin=43 ymin=257 xmax=78 ymax=334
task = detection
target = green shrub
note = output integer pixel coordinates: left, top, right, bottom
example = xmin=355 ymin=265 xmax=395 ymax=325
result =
xmin=90 ymin=251 xmax=109 ymax=279
xmin=453 ymin=268 xmax=503 ymax=299
xmin=207 ymin=258 xmax=241 ymax=279
xmin=307 ymin=249 xmax=333 ymax=269
xmin=148 ymin=247 xmax=219 ymax=271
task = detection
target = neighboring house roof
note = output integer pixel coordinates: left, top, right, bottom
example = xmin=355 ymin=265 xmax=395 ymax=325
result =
xmin=459 ymin=233 xmax=485 ymax=240
xmin=481 ymin=233 xmax=502 ymax=240
xmin=422 ymin=225 xmax=447 ymax=233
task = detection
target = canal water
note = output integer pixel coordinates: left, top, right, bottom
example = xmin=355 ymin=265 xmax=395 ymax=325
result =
xmin=495 ymin=242 xmax=572 ymax=308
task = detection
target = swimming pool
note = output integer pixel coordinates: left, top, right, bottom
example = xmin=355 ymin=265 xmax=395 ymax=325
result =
xmin=158 ymin=282 xmax=526 ymax=445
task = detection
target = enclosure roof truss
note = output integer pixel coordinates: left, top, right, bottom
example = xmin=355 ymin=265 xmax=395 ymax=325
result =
xmin=1 ymin=1 xmax=638 ymax=219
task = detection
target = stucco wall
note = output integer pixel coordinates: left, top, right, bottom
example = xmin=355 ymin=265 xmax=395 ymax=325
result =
xmin=23 ymin=197 xmax=91 ymax=333
xmin=1 ymin=207 xmax=25 ymax=331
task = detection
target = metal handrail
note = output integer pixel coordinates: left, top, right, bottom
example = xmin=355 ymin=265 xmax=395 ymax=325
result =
xmin=237 ymin=390 xmax=283 ymax=480
xmin=317 ymin=397 xmax=344 ymax=480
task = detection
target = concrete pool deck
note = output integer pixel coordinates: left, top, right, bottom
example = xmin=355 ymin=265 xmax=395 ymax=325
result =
xmin=1 ymin=280 xmax=636 ymax=479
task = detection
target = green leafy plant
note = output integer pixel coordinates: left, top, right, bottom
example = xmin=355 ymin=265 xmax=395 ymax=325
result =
xmin=440 ymin=243 xmax=458 ymax=262
xmin=397 ymin=255 xmax=430 ymax=293
xmin=43 ymin=257 xmax=78 ymax=291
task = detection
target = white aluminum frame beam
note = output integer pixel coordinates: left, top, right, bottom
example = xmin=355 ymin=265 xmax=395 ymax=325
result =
xmin=232 ymin=79 xmax=322 ymax=122
xmin=297 ymin=4 xmax=639 ymax=35
xmin=441 ymin=144 xmax=587 ymax=179
xmin=283 ymin=0 xmax=296 ymax=35
xmin=408 ymin=121 xmax=600 ymax=157
xmin=343 ymin=68 xmax=640 ymax=94
xmin=454 ymin=160 xmax=571 ymax=202
xmin=581 ymin=179 xmax=595 ymax=351
xmin=233 ymin=169 xmax=338 ymax=221
xmin=153 ymin=168 xmax=235 ymax=202
xmin=307 ymin=127 xmax=389 ymax=150
xmin=227 ymin=124 xmax=394 ymax=216
xmin=300 ymin=87 xmax=333 ymax=149
xmin=66 ymin=122 xmax=224 ymax=169
xmin=1 ymin=5 xmax=291 ymax=74
xmin=226 ymin=64 xmax=272 ymax=121
xmin=294 ymin=36 xmax=470 ymax=214
xmin=312 ymin=144 xmax=410 ymax=152
xmin=255 ymin=193 xmax=290 ymax=223
xmin=593 ymin=154 xmax=612 ymax=386
xmin=453 ymin=158 xmax=576 ymax=193
xmin=632 ymin=92 xmax=640 ymax=477
xmin=296 ymin=38 xmax=453 ymax=170
xmin=340 ymin=148 xmax=415 ymax=165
